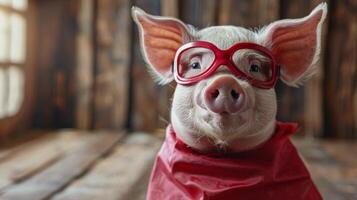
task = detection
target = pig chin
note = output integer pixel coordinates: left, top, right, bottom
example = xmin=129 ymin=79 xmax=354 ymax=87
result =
xmin=189 ymin=104 xmax=274 ymax=152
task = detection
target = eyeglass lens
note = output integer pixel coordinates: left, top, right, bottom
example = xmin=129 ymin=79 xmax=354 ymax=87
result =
xmin=178 ymin=47 xmax=273 ymax=82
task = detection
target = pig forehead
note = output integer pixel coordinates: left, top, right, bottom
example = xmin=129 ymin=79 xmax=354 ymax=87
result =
xmin=196 ymin=26 xmax=257 ymax=50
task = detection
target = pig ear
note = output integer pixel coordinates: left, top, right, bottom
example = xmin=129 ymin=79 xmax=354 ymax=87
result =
xmin=132 ymin=7 xmax=194 ymax=84
xmin=259 ymin=3 xmax=327 ymax=86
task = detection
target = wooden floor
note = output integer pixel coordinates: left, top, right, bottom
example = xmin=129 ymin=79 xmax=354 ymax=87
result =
xmin=0 ymin=130 xmax=356 ymax=200
xmin=292 ymin=137 xmax=357 ymax=200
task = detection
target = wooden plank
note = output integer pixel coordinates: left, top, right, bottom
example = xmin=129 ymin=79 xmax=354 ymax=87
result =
xmin=51 ymin=133 xmax=162 ymax=200
xmin=161 ymin=0 xmax=178 ymax=17
xmin=291 ymin=137 xmax=344 ymax=200
xmin=110 ymin=0 xmax=132 ymax=130
xmin=180 ymin=0 xmax=217 ymax=28
xmin=0 ymin=131 xmax=95 ymax=192
xmin=0 ymin=134 xmax=61 ymax=191
xmin=93 ymin=0 xmax=131 ymax=130
xmin=0 ymin=133 xmax=48 ymax=163
xmin=0 ymin=131 xmax=124 ymax=200
xmin=321 ymin=140 xmax=357 ymax=167
xmin=319 ymin=140 xmax=357 ymax=198
xmin=323 ymin=0 xmax=357 ymax=138
xmin=256 ymin=0 xmax=279 ymax=25
xmin=219 ymin=0 xmax=279 ymax=27
xmin=120 ymin=164 xmax=153 ymax=200
xmin=75 ymin=0 xmax=95 ymax=129
xmin=32 ymin=0 xmax=79 ymax=129
xmin=293 ymin=137 xmax=357 ymax=199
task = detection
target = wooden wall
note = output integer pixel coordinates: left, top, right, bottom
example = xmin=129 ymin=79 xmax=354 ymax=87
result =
xmin=323 ymin=0 xmax=357 ymax=138
xmin=32 ymin=0 xmax=78 ymax=129
xmin=24 ymin=0 xmax=356 ymax=139
xmin=92 ymin=0 xmax=131 ymax=130
xmin=31 ymin=0 xmax=132 ymax=130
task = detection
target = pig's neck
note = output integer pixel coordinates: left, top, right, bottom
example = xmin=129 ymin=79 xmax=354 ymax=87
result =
xmin=171 ymin=113 xmax=276 ymax=152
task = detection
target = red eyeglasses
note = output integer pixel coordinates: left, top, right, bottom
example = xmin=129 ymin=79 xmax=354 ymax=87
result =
xmin=173 ymin=41 xmax=280 ymax=89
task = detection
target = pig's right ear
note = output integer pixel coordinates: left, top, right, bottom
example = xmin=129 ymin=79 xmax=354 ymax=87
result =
xmin=132 ymin=7 xmax=194 ymax=84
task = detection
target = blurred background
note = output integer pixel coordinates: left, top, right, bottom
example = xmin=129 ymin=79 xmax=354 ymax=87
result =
xmin=0 ymin=0 xmax=356 ymax=199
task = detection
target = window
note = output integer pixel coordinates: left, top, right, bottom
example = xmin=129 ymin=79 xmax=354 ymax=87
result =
xmin=0 ymin=0 xmax=27 ymax=118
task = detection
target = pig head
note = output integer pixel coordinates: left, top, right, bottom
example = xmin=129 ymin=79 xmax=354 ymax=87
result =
xmin=132 ymin=3 xmax=327 ymax=152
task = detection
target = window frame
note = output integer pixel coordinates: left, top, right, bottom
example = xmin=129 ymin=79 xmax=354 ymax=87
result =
xmin=0 ymin=0 xmax=36 ymax=137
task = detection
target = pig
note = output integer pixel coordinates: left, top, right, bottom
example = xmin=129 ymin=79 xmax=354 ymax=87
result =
xmin=132 ymin=3 xmax=327 ymax=200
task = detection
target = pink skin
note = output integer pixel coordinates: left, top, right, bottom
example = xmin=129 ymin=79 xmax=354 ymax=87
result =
xmin=132 ymin=3 xmax=327 ymax=152
xmin=203 ymin=76 xmax=245 ymax=114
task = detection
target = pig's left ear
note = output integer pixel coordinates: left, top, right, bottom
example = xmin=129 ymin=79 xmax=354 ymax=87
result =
xmin=132 ymin=7 xmax=194 ymax=84
xmin=259 ymin=3 xmax=327 ymax=86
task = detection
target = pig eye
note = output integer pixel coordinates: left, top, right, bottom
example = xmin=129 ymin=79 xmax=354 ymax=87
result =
xmin=233 ymin=49 xmax=272 ymax=82
xmin=249 ymin=64 xmax=260 ymax=73
xmin=190 ymin=62 xmax=201 ymax=69
xmin=178 ymin=47 xmax=214 ymax=78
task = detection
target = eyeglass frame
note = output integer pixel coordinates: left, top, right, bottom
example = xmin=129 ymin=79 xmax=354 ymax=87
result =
xmin=173 ymin=41 xmax=280 ymax=89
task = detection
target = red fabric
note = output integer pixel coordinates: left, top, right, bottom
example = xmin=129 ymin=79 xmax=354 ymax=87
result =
xmin=147 ymin=122 xmax=322 ymax=200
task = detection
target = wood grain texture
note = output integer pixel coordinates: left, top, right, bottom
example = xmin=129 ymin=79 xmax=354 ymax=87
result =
xmin=51 ymin=133 xmax=162 ymax=200
xmin=0 ymin=130 xmax=97 ymax=192
xmin=32 ymin=0 xmax=78 ymax=129
xmin=0 ymin=135 xmax=60 ymax=191
xmin=0 ymin=131 xmax=124 ymax=200
xmin=323 ymin=0 xmax=357 ymax=138
xmin=0 ymin=131 xmax=355 ymax=200
xmin=0 ymin=133 xmax=46 ymax=163
xmin=293 ymin=137 xmax=357 ymax=199
xmin=161 ymin=0 xmax=178 ymax=17
xmin=218 ymin=0 xmax=279 ymax=27
xmin=180 ymin=0 xmax=217 ymax=28
xmin=93 ymin=0 xmax=131 ymax=130
xmin=75 ymin=0 xmax=95 ymax=129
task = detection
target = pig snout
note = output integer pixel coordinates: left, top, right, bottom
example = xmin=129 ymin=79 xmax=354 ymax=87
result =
xmin=203 ymin=76 xmax=244 ymax=114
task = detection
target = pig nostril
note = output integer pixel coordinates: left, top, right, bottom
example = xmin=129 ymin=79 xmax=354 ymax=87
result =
xmin=231 ymin=90 xmax=239 ymax=100
xmin=211 ymin=90 xmax=219 ymax=99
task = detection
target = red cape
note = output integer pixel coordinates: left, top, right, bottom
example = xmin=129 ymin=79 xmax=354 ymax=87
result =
xmin=147 ymin=122 xmax=322 ymax=200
